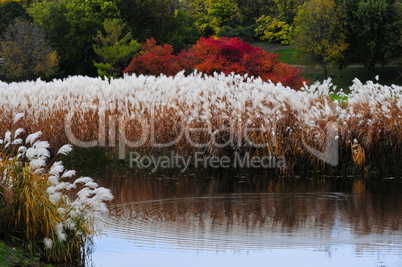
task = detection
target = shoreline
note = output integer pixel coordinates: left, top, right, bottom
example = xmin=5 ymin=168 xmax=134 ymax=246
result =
xmin=0 ymin=240 xmax=50 ymax=267
xmin=62 ymin=146 xmax=402 ymax=178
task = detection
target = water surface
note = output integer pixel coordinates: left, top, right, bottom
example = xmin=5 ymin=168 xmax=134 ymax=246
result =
xmin=84 ymin=168 xmax=402 ymax=267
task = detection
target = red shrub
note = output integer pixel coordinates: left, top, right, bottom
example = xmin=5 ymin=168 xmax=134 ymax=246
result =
xmin=124 ymin=36 xmax=307 ymax=89
xmin=240 ymin=49 xmax=306 ymax=88
xmin=123 ymin=38 xmax=181 ymax=76
xmin=178 ymin=37 xmax=225 ymax=74
xmin=219 ymin=37 xmax=258 ymax=62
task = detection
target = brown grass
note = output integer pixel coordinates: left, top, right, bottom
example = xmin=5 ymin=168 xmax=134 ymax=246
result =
xmin=0 ymin=75 xmax=400 ymax=172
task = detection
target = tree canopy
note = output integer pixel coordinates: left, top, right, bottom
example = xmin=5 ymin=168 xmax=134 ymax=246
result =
xmin=341 ymin=0 xmax=401 ymax=80
xmin=0 ymin=1 xmax=31 ymax=35
xmin=28 ymin=0 xmax=120 ymax=75
xmin=0 ymin=18 xmax=58 ymax=81
xmin=93 ymin=18 xmax=141 ymax=79
xmin=0 ymin=0 xmax=399 ymax=82
xmin=292 ymin=0 xmax=348 ymax=78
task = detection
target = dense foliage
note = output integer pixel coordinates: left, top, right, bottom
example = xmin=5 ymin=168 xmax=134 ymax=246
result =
xmin=124 ymin=37 xmax=307 ymax=88
xmin=341 ymin=0 xmax=401 ymax=80
xmin=161 ymin=9 xmax=202 ymax=53
xmin=0 ymin=1 xmax=30 ymax=35
xmin=291 ymin=0 xmax=348 ymax=78
xmin=27 ymin=0 xmax=120 ymax=76
xmin=0 ymin=0 xmax=399 ymax=82
xmin=116 ymin=0 xmax=171 ymax=42
xmin=0 ymin=18 xmax=58 ymax=81
xmin=217 ymin=24 xmax=256 ymax=42
xmin=255 ymin=15 xmax=291 ymax=45
xmin=124 ymin=38 xmax=181 ymax=76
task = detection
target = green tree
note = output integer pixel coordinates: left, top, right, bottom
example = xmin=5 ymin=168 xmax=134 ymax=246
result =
xmin=209 ymin=0 xmax=242 ymax=26
xmin=291 ymin=0 xmax=348 ymax=78
xmin=273 ymin=0 xmax=307 ymax=23
xmin=93 ymin=19 xmax=141 ymax=79
xmin=182 ymin=0 xmax=210 ymax=21
xmin=342 ymin=0 xmax=401 ymax=81
xmin=0 ymin=18 xmax=58 ymax=81
xmin=162 ymin=9 xmax=202 ymax=52
xmin=235 ymin=0 xmax=274 ymax=24
xmin=28 ymin=0 xmax=120 ymax=76
xmin=217 ymin=24 xmax=256 ymax=42
xmin=117 ymin=0 xmax=171 ymax=42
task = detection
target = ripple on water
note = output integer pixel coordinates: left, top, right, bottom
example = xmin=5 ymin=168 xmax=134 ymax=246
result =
xmin=101 ymin=193 xmax=402 ymax=253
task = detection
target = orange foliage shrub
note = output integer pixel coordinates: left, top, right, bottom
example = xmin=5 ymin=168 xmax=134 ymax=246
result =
xmin=124 ymin=38 xmax=181 ymax=76
xmin=124 ymin=37 xmax=307 ymax=89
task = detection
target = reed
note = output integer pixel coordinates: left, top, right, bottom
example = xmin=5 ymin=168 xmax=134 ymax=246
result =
xmin=0 ymin=72 xmax=400 ymax=173
xmin=0 ymin=115 xmax=113 ymax=263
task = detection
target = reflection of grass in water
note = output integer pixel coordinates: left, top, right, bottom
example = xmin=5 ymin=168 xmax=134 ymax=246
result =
xmin=102 ymin=174 xmax=402 ymax=243
xmin=60 ymin=146 xmax=115 ymax=170
xmin=352 ymin=179 xmax=366 ymax=194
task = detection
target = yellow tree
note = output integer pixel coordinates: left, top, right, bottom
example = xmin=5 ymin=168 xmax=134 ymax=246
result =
xmin=184 ymin=0 xmax=211 ymax=21
xmin=291 ymin=0 xmax=348 ymax=78
xmin=255 ymin=15 xmax=291 ymax=44
xmin=0 ymin=18 xmax=58 ymax=81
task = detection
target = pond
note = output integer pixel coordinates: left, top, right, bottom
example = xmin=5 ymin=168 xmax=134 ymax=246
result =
xmin=84 ymin=167 xmax=402 ymax=267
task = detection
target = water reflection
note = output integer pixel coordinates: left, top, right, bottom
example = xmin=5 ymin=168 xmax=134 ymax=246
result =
xmin=86 ymin=168 xmax=402 ymax=266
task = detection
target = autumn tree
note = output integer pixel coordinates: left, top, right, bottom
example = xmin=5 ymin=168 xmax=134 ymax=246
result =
xmin=0 ymin=0 xmax=19 ymax=4
xmin=255 ymin=15 xmax=291 ymax=44
xmin=341 ymin=0 xmax=401 ymax=81
xmin=93 ymin=19 xmax=141 ymax=79
xmin=184 ymin=0 xmax=243 ymax=36
xmin=291 ymin=0 xmax=348 ymax=78
xmin=123 ymin=38 xmax=181 ymax=76
xmin=0 ymin=18 xmax=58 ymax=81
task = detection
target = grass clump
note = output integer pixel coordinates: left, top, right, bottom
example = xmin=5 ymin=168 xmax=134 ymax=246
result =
xmin=0 ymin=114 xmax=113 ymax=264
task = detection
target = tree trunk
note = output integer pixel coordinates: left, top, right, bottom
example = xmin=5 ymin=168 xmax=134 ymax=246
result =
xmin=371 ymin=67 xmax=376 ymax=82
xmin=369 ymin=63 xmax=376 ymax=82
xmin=170 ymin=0 xmax=177 ymax=15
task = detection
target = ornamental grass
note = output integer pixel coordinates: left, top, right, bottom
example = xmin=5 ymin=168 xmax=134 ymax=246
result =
xmin=0 ymin=72 xmax=400 ymax=171
xmin=0 ymin=115 xmax=113 ymax=263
